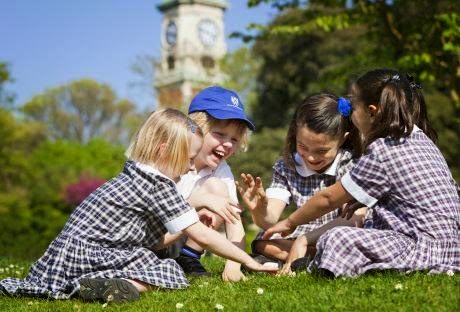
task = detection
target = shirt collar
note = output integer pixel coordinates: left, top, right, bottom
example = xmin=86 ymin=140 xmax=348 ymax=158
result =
xmin=135 ymin=162 xmax=176 ymax=183
xmin=197 ymin=166 xmax=214 ymax=178
xmin=194 ymin=160 xmax=227 ymax=178
xmin=294 ymin=150 xmax=343 ymax=177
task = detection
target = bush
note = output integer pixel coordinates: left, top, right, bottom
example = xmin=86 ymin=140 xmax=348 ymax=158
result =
xmin=0 ymin=138 xmax=126 ymax=259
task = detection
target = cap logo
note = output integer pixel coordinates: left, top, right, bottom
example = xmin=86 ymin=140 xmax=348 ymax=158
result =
xmin=228 ymin=96 xmax=242 ymax=110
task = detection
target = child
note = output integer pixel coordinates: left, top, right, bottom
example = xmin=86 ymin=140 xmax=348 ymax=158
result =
xmin=0 ymin=109 xmax=274 ymax=302
xmin=174 ymin=86 xmax=255 ymax=282
xmin=238 ymin=94 xmax=364 ymax=263
xmin=264 ymin=69 xmax=460 ymax=276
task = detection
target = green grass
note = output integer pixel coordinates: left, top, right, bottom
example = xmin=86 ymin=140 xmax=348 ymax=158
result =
xmin=0 ymin=257 xmax=459 ymax=312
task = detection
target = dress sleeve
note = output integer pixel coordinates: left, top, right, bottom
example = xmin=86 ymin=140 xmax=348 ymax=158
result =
xmin=341 ymin=144 xmax=390 ymax=207
xmin=266 ymin=160 xmax=291 ymax=205
xmin=150 ymin=179 xmax=199 ymax=234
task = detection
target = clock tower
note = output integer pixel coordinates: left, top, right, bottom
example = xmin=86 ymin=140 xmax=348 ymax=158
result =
xmin=155 ymin=0 xmax=228 ymax=111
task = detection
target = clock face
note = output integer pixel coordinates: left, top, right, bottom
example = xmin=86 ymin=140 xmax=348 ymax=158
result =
xmin=165 ymin=20 xmax=177 ymax=46
xmin=197 ymin=19 xmax=218 ymax=47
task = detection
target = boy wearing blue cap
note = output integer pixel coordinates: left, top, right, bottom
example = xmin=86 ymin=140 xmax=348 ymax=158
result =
xmin=175 ymin=86 xmax=255 ymax=281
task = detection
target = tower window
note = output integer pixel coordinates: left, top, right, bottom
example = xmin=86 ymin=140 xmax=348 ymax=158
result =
xmin=201 ymin=56 xmax=215 ymax=69
xmin=167 ymin=55 xmax=175 ymax=70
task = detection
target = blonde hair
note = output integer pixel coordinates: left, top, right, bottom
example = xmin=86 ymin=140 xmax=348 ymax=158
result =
xmin=189 ymin=111 xmax=249 ymax=151
xmin=126 ymin=108 xmax=203 ymax=177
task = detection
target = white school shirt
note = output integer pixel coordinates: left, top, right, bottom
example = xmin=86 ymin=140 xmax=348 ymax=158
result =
xmin=176 ymin=160 xmax=239 ymax=204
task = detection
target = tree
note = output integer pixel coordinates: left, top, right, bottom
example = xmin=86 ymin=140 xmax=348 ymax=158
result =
xmin=129 ymin=54 xmax=157 ymax=108
xmin=0 ymin=138 xmax=126 ymax=259
xmin=0 ymin=62 xmax=15 ymax=110
xmin=220 ymin=47 xmax=261 ymax=116
xmin=21 ymin=79 xmax=140 ymax=144
xmin=0 ymin=108 xmax=47 ymax=192
xmin=248 ymin=6 xmax=379 ymax=128
xmin=242 ymin=0 xmax=459 ymax=181
xmin=246 ymin=0 xmax=460 ymax=105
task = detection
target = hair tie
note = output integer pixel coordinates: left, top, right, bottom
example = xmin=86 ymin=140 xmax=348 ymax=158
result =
xmin=337 ymin=97 xmax=351 ymax=117
xmin=187 ymin=119 xmax=197 ymax=134
xmin=406 ymin=74 xmax=422 ymax=90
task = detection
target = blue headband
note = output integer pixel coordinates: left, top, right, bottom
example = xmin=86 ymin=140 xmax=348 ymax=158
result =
xmin=337 ymin=97 xmax=351 ymax=117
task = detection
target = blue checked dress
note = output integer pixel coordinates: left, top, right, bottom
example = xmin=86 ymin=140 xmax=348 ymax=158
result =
xmin=254 ymin=150 xmax=355 ymax=244
xmin=310 ymin=126 xmax=460 ymax=276
xmin=0 ymin=161 xmax=199 ymax=299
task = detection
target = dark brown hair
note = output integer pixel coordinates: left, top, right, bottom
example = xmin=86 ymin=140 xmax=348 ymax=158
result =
xmin=352 ymin=69 xmax=437 ymax=152
xmin=283 ymin=93 xmax=354 ymax=168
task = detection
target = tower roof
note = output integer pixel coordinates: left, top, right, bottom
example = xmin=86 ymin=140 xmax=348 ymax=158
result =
xmin=157 ymin=0 xmax=228 ymax=12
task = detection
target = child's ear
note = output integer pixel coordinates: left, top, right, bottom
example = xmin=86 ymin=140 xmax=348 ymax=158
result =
xmin=368 ymin=104 xmax=378 ymax=117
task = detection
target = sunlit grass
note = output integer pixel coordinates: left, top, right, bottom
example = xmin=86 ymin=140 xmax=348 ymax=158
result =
xmin=0 ymin=257 xmax=459 ymax=311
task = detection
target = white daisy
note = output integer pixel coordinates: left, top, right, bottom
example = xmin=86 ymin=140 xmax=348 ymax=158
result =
xmin=215 ymin=303 xmax=224 ymax=310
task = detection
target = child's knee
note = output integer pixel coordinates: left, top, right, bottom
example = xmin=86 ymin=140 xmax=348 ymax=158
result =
xmin=253 ymin=240 xmax=266 ymax=255
xmin=200 ymin=177 xmax=229 ymax=198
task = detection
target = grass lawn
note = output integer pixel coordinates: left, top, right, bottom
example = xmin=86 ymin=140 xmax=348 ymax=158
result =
xmin=0 ymin=257 xmax=458 ymax=312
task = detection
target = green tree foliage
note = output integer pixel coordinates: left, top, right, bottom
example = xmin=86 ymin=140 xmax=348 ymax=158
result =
xmin=243 ymin=0 xmax=459 ymax=181
xmin=21 ymin=79 xmax=141 ymax=144
xmin=249 ymin=6 xmax=382 ymax=128
xmin=220 ymin=47 xmax=261 ymax=116
xmin=0 ymin=62 xmax=15 ymax=110
xmin=247 ymin=0 xmax=460 ymax=105
xmin=0 ymin=109 xmax=47 ymax=192
xmin=0 ymin=138 xmax=126 ymax=259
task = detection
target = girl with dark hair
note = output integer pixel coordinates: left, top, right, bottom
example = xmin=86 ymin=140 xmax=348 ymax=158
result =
xmin=237 ymin=94 xmax=364 ymax=266
xmin=264 ymin=69 xmax=459 ymax=276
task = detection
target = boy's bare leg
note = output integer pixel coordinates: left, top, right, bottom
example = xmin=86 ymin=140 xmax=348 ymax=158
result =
xmin=177 ymin=178 xmax=230 ymax=276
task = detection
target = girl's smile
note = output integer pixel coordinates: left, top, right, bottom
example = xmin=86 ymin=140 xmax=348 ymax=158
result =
xmin=296 ymin=126 xmax=344 ymax=173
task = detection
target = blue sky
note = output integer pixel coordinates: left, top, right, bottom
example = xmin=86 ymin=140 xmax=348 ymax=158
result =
xmin=0 ymin=0 xmax=276 ymax=109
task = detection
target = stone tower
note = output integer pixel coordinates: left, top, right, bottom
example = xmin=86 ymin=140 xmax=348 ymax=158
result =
xmin=155 ymin=0 xmax=228 ymax=111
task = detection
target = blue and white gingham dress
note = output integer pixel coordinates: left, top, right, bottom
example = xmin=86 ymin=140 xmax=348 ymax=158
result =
xmin=254 ymin=150 xmax=355 ymax=243
xmin=0 ymin=161 xmax=199 ymax=299
xmin=310 ymin=126 xmax=460 ymax=276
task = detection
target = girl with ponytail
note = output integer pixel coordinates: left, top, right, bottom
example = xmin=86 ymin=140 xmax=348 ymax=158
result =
xmin=264 ymin=69 xmax=459 ymax=277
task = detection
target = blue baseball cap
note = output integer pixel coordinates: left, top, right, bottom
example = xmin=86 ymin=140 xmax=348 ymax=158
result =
xmin=188 ymin=86 xmax=256 ymax=131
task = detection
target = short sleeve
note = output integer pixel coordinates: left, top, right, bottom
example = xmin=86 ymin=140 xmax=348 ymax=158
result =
xmin=341 ymin=147 xmax=390 ymax=207
xmin=150 ymin=179 xmax=199 ymax=234
xmin=266 ymin=160 xmax=291 ymax=204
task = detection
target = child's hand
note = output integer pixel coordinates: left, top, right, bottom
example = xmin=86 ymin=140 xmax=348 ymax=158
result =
xmin=202 ymin=194 xmax=241 ymax=225
xmin=262 ymin=219 xmax=295 ymax=239
xmin=340 ymin=200 xmax=363 ymax=220
xmin=236 ymin=173 xmax=268 ymax=212
xmin=243 ymin=259 xmax=278 ymax=274
xmin=279 ymin=236 xmax=308 ymax=276
xmin=197 ymin=209 xmax=217 ymax=228
xmin=222 ymin=266 xmax=246 ymax=282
